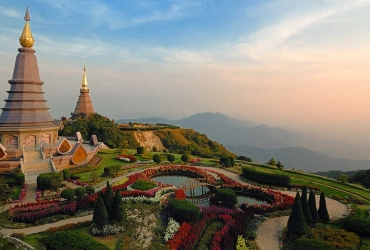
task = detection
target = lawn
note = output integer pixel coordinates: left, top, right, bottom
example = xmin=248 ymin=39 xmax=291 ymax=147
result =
xmin=243 ymin=164 xmax=370 ymax=203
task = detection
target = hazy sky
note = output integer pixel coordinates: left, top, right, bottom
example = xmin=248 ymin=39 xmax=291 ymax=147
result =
xmin=1 ymin=0 xmax=370 ymax=146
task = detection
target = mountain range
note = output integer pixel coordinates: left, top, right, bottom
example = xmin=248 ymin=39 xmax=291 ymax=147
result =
xmin=117 ymin=112 xmax=370 ymax=172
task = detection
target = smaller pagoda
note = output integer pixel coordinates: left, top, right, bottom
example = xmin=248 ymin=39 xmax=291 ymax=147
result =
xmin=71 ymin=66 xmax=95 ymax=119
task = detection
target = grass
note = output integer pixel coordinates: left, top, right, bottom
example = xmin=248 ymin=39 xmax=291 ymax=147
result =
xmin=131 ymin=180 xmax=157 ymax=191
xmin=11 ymin=186 xmax=22 ymax=200
xmin=242 ymin=164 xmax=370 ymax=203
xmin=24 ymin=226 xmax=120 ymax=250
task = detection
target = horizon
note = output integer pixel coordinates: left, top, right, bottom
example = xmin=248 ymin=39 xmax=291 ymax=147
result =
xmin=1 ymin=1 xmax=370 ymax=147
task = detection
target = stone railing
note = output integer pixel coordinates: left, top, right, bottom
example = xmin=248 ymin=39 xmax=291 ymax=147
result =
xmin=50 ymin=156 xmax=58 ymax=172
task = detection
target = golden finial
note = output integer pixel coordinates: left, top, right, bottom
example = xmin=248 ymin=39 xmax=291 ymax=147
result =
xmin=19 ymin=7 xmax=34 ymax=47
xmin=81 ymin=66 xmax=88 ymax=90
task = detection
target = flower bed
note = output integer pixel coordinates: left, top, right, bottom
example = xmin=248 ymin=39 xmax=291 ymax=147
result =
xmin=115 ymin=154 xmax=137 ymax=162
xmin=67 ymin=179 xmax=88 ymax=187
xmin=10 ymin=183 xmax=28 ymax=203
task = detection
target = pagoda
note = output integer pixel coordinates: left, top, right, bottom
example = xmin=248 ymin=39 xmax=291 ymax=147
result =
xmin=71 ymin=66 xmax=95 ymax=119
xmin=0 ymin=7 xmax=59 ymax=150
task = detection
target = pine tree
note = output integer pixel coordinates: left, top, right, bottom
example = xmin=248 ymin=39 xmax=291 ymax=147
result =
xmin=103 ymin=181 xmax=114 ymax=222
xmin=308 ymin=190 xmax=320 ymax=224
xmin=301 ymin=186 xmax=313 ymax=226
xmin=92 ymin=196 xmax=108 ymax=229
xmin=287 ymin=191 xmax=307 ymax=237
xmin=113 ymin=190 xmax=127 ymax=223
xmin=318 ymin=192 xmax=330 ymax=224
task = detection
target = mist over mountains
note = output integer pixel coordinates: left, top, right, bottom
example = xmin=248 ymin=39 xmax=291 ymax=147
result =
xmin=117 ymin=112 xmax=370 ymax=172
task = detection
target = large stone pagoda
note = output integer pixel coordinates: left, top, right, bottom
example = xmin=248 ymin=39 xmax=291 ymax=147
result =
xmin=0 ymin=7 xmax=59 ymax=150
xmin=71 ymin=66 xmax=95 ymax=119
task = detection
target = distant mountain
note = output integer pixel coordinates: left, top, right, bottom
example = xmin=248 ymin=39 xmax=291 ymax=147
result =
xmin=117 ymin=112 xmax=370 ymax=161
xmin=225 ymin=145 xmax=370 ymax=172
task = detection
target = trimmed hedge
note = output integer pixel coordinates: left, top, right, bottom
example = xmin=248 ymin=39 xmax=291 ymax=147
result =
xmin=43 ymin=231 xmax=109 ymax=250
xmin=61 ymin=188 xmax=75 ymax=201
xmin=342 ymin=217 xmax=370 ymax=236
xmin=86 ymin=186 xmax=95 ymax=195
xmin=15 ymin=174 xmax=25 ymax=185
xmin=168 ymin=199 xmax=201 ymax=224
xmin=3 ymin=178 xmax=17 ymax=187
xmin=130 ymin=180 xmax=156 ymax=191
xmin=214 ymin=188 xmax=237 ymax=208
xmin=285 ymin=238 xmax=336 ymax=250
xmin=75 ymin=187 xmax=86 ymax=198
xmin=62 ymin=169 xmax=70 ymax=180
xmin=242 ymin=166 xmax=290 ymax=186
xmin=37 ymin=172 xmax=63 ymax=191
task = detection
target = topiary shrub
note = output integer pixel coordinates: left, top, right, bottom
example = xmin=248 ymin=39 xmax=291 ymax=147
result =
xmin=15 ymin=174 xmax=25 ymax=185
xmin=342 ymin=217 xmax=370 ymax=236
xmin=104 ymin=166 xmax=113 ymax=176
xmin=3 ymin=178 xmax=16 ymax=187
xmin=75 ymin=187 xmax=86 ymax=199
xmin=168 ymin=199 xmax=201 ymax=224
xmin=62 ymin=169 xmax=70 ymax=180
xmin=37 ymin=172 xmax=63 ymax=191
xmin=287 ymin=192 xmax=307 ymax=237
xmin=43 ymin=231 xmax=109 ymax=250
xmin=181 ymin=154 xmax=189 ymax=163
xmin=86 ymin=186 xmax=95 ymax=195
xmin=61 ymin=188 xmax=75 ymax=201
xmin=131 ymin=180 xmax=157 ymax=191
xmin=70 ymin=173 xmax=81 ymax=180
xmin=137 ymin=146 xmax=145 ymax=154
xmin=153 ymin=154 xmax=161 ymax=164
xmin=113 ymin=190 xmax=126 ymax=223
xmin=93 ymin=196 xmax=108 ymax=230
xmin=214 ymin=188 xmax=237 ymax=208
xmin=318 ymin=192 xmax=330 ymax=224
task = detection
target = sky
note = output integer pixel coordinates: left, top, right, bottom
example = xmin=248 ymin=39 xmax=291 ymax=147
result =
xmin=0 ymin=0 xmax=370 ymax=146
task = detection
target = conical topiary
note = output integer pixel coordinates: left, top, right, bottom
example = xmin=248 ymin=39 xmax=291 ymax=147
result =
xmin=92 ymin=196 xmax=108 ymax=230
xmin=287 ymin=191 xmax=307 ymax=237
xmin=103 ymin=181 xmax=114 ymax=221
xmin=308 ymin=190 xmax=320 ymax=224
xmin=301 ymin=186 xmax=313 ymax=226
xmin=318 ymin=192 xmax=330 ymax=224
xmin=113 ymin=190 xmax=127 ymax=223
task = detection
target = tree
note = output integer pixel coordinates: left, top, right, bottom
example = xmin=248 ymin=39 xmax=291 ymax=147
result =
xmin=228 ymin=156 xmax=235 ymax=167
xmin=92 ymin=196 xmax=108 ymax=230
xmin=276 ymin=160 xmax=284 ymax=169
xmin=318 ymin=192 xmax=330 ymax=224
xmin=266 ymin=158 xmax=276 ymax=166
xmin=111 ymin=165 xmax=121 ymax=177
xmin=181 ymin=154 xmax=189 ymax=163
xmin=113 ymin=190 xmax=127 ymax=223
xmin=308 ymin=190 xmax=320 ymax=225
xmin=338 ymin=174 xmax=348 ymax=184
xmin=301 ymin=186 xmax=312 ymax=226
xmin=287 ymin=192 xmax=307 ymax=237
xmin=350 ymin=169 xmax=370 ymax=188
xmin=103 ymin=181 xmax=114 ymax=222
xmin=152 ymin=146 xmax=158 ymax=152
xmin=153 ymin=154 xmax=161 ymax=164
xmin=167 ymin=154 xmax=175 ymax=163
xmin=137 ymin=146 xmax=145 ymax=154
xmin=220 ymin=155 xmax=231 ymax=167
xmin=237 ymin=156 xmax=252 ymax=162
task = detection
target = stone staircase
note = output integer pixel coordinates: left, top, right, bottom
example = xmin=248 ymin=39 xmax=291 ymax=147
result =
xmin=23 ymin=150 xmax=54 ymax=183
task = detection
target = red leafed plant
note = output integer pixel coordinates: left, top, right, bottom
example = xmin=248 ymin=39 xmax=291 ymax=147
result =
xmin=174 ymin=189 xmax=186 ymax=200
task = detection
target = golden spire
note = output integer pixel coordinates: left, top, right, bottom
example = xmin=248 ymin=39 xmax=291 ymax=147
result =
xmin=19 ymin=7 xmax=34 ymax=48
xmin=81 ymin=65 xmax=88 ymax=90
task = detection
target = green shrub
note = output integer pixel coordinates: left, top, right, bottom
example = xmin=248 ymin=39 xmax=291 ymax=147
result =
xmin=309 ymin=227 xmax=360 ymax=250
xmin=197 ymin=222 xmax=224 ymax=249
xmin=214 ymin=188 xmax=238 ymax=208
xmin=3 ymin=178 xmax=16 ymax=187
xmin=104 ymin=166 xmax=113 ymax=176
xmin=167 ymin=154 xmax=175 ymax=163
xmin=71 ymin=165 xmax=98 ymax=174
xmin=131 ymin=180 xmax=157 ymax=191
xmin=242 ymin=166 xmax=290 ymax=186
xmin=75 ymin=187 xmax=86 ymax=199
xmin=113 ymin=190 xmax=126 ymax=223
xmin=181 ymin=154 xmax=189 ymax=163
xmin=318 ymin=192 xmax=330 ymax=224
xmin=62 ymin=169 xmax=70 ymax=180
xmin=15 ymin=174 xmax=25 ymax=185
xmin=285 ymin=238 xmax=336 ymax=250
xmin=61 ymin=188 xmax=75 ymax=201
xmin=137 ymin=146 xmax=145 ymax=154
xmin=342 ymin=217 xmax=370 ymax=236
xmin=86 ymin=186 xmax=95 ymax=195
xmin=43 ymin=231 xmax=109 ymax=250
xmin=168 ymin=199 xmax=201 ymax=224
xmin=37 ymin=172 xmax=63 ymax=191
xmin=287 ymin=192 xmax=307 ymax=237
xmin=153 ymin=154 xmax=161 ymax=164
xmin=70 ymin=173 xmax=81 ymax=180
xmin=92 ymin=196 xmax=108 ymax=230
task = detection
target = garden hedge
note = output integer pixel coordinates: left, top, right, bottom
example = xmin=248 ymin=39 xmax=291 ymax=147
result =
xmin=214 ymin=188 xmax=237 ymax=208
xmin=61 ymin=188 xmax=75 ymax=201
xmin=168 ymin=199 xmax=201 ymax=224
xmin=242 ymin=166 xmax=290 ymax=186
xmin=62 ymin=169 xmax=70 ymax=180
xmin=75 ymin=187 xmax=86 ymax=198
xmin=3 ymin=178 xmax=17 ymax=187
xmin=15 ymin=174 xmax=25 ymax=185
xmin=37 ymin=172 xmax=63 ymax=191
xmin=86 ymin=186 xmax=95 ymax=195
xmin=43 ymin=231 xmax=109 ymax=250
xmin=285 ymin=238 xmax=336 ymax=250
xmin=131 ymin=180 xmax=156 ymax=191
xmin=342 ymin=217 xmax=370 ymax=236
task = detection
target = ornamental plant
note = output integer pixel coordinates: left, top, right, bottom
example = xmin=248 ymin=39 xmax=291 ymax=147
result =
xmin=301 ymin=186 xmax=312 ymax=226
xmin=214 ymin=188 xmax=237 ymax=208
xmin=103 ymin=181 xmax=114 ymax=221
xmin=75 ymin=187 xmax=86 ymax=199
xmin=318 ymin=192 xmax=330 ymax=224
xmin=168 ymin=199 xmax=201 ymax=224
xmin=113 ymin=190 xmax=126 ymax=223
xmin=287 ymin=192 xmax=307 ymax=237
xmin=308 ymin=190 xmax=320 ymax=224
xmin=61 ymin=188 xmax=75 ymax=201
xmin=174 ymin=189 xmax=186 ymax=200
xmin=92 ymin=196 xmax=108 ymax=230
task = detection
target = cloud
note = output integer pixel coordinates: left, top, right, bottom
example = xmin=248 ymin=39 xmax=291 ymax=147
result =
xmin=0 ymin=6 xmax=22 ymax=19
